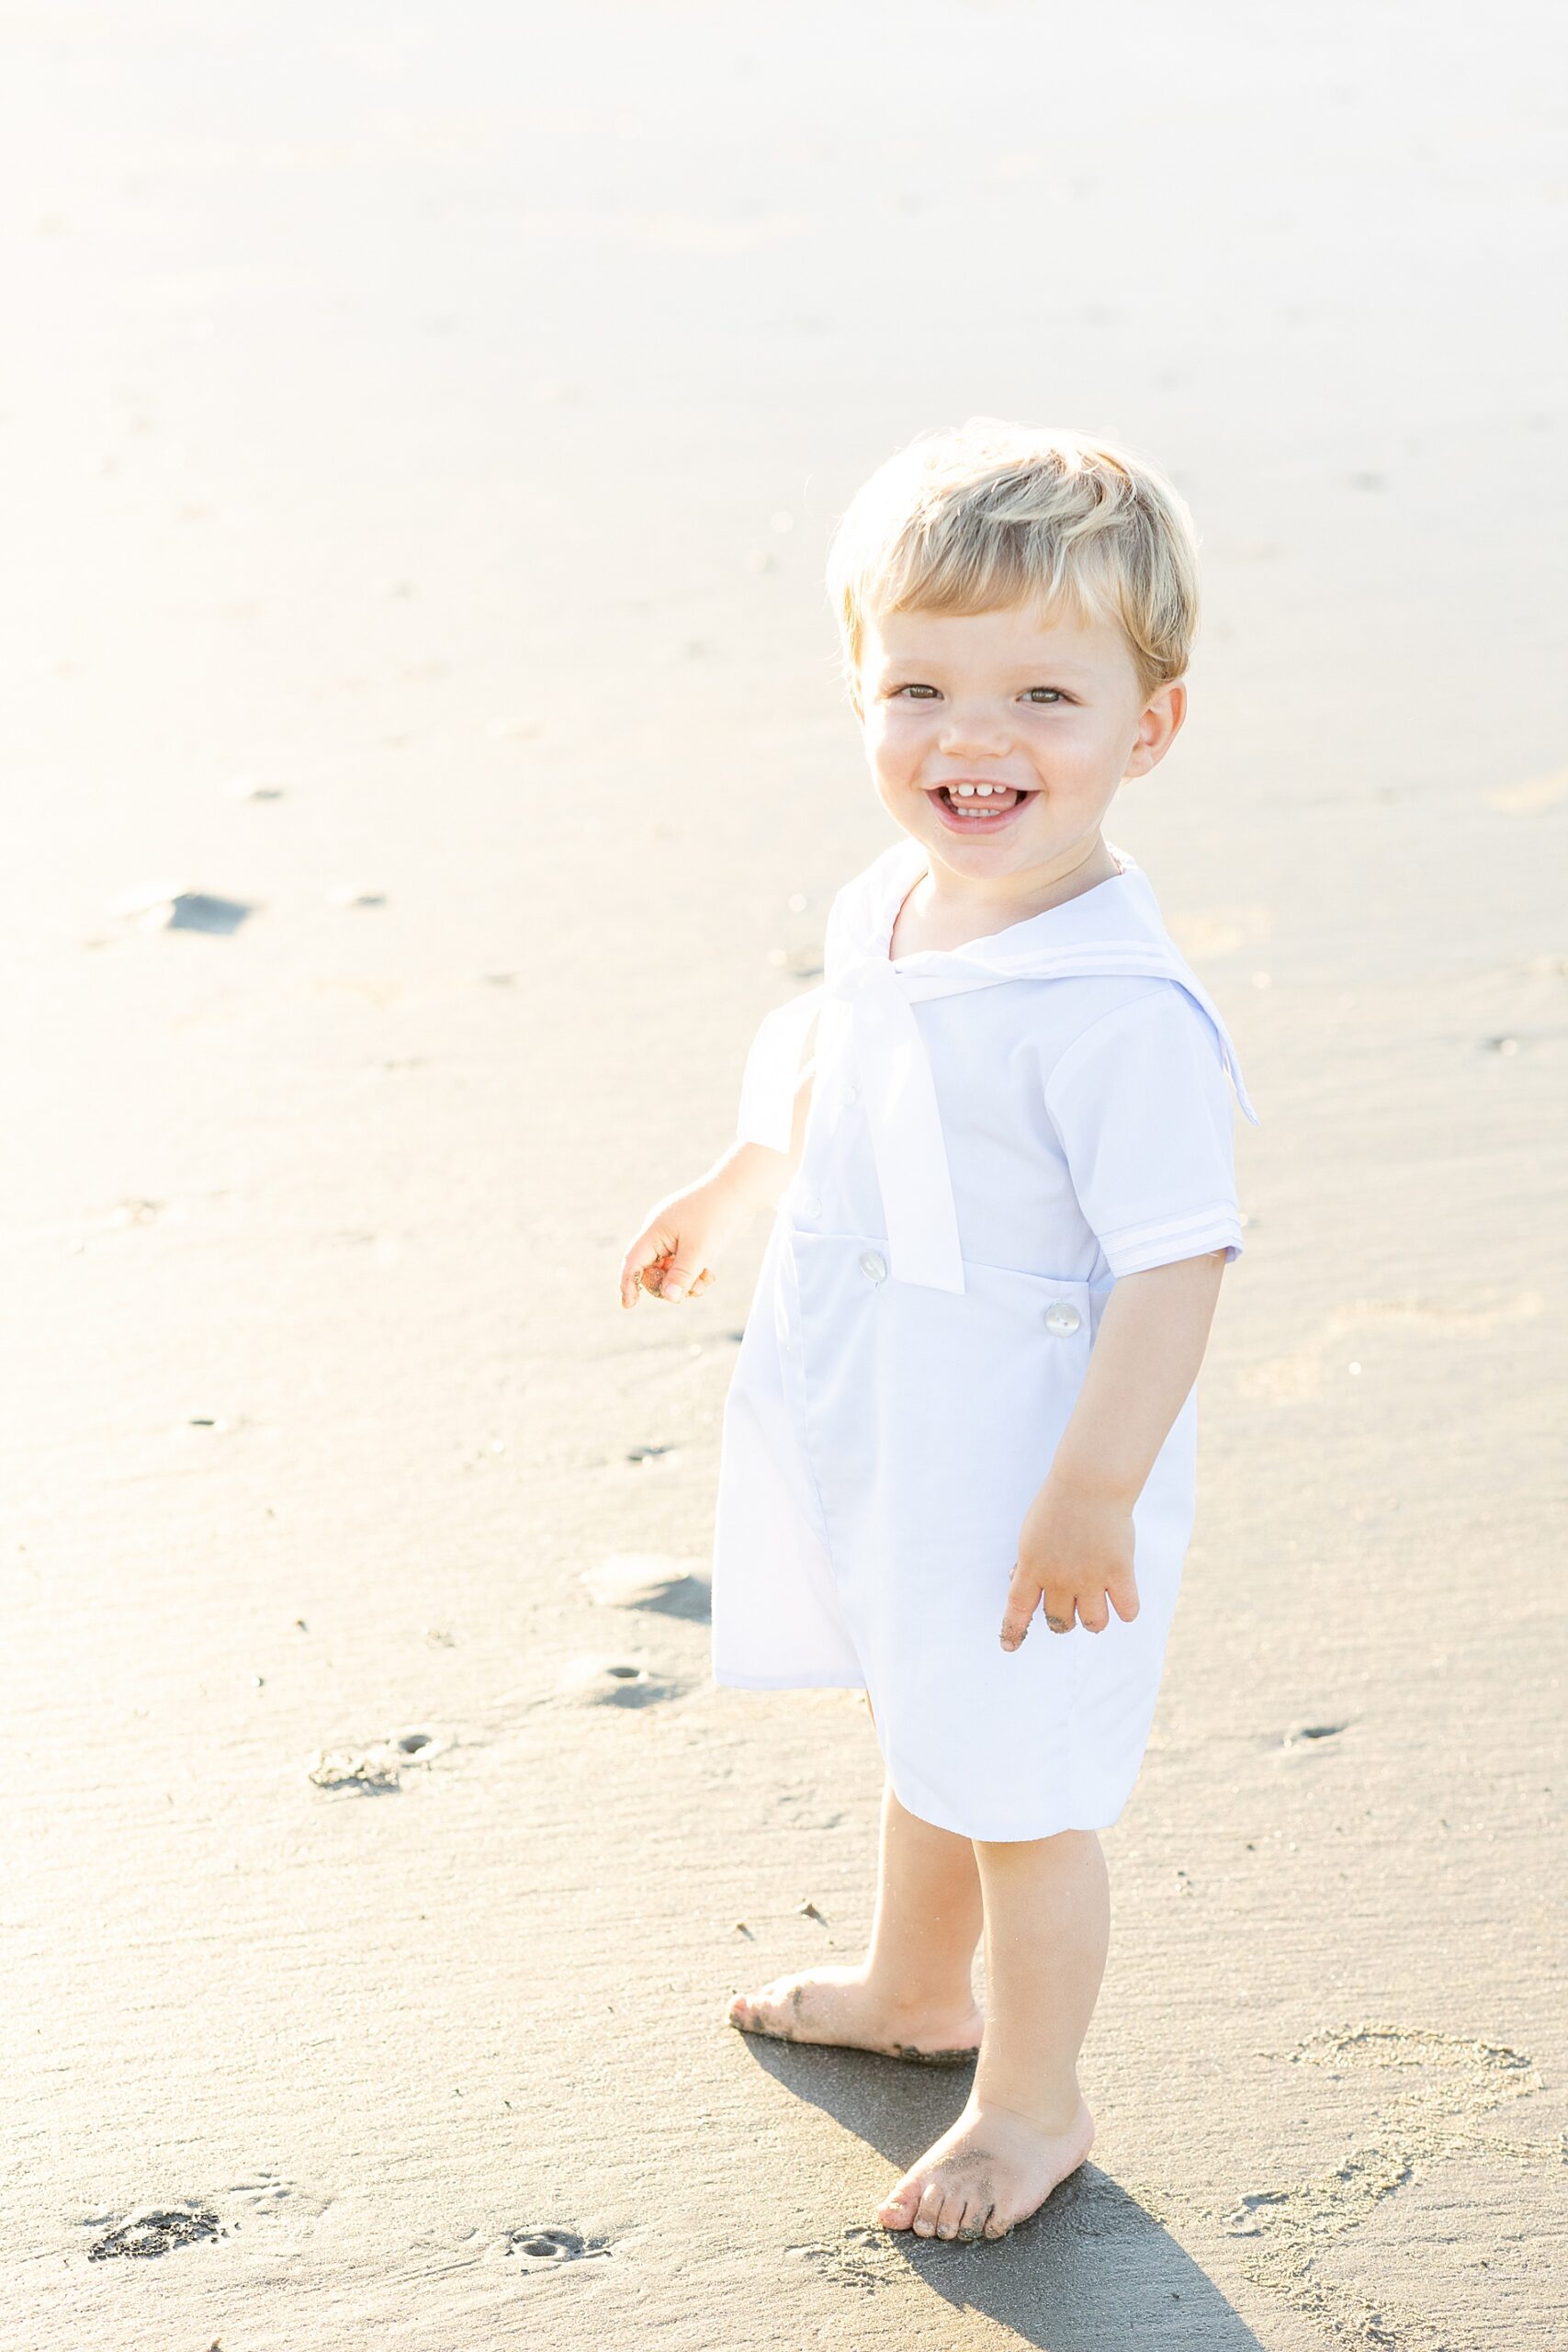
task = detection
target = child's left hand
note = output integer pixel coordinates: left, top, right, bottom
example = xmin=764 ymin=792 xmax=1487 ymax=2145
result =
xmin=1000 ymin=1476 xmax=1140 ymax=1649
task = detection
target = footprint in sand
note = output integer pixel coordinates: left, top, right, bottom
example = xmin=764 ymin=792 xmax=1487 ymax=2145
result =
xmin=1276 ymin=1721 xmax=1348 ymax=1753
xmin=787 ymin=2226 xmax=899 ymax=2292
xmin=504 ymin=2225 xmax=612 ymax=2272
xmin=307 ymin=1727 xmax=448 ymax=1793
xmin=554 ymin=1656 xmax=682 ymax=1710
xmin=1215 ymin=2023 xmax=1563 ymax=2345
xmin=87 ymin=2205 xmax=226 ymax=2261
xmin=228 ymin=2171 xmax=330 ymax=2222
xmin=581 ymin=1553 xmax=712 ymax=1623
xmin=109 ymin=883 xmax=256 ymax=935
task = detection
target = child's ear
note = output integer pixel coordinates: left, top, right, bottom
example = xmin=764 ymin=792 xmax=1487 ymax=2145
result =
xmin=1124 ymin=679 xmax=1186 ymax=779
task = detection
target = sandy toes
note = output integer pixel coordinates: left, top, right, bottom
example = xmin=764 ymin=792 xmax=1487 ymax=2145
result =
xmin=877 ymin=2095 xmax=1095 ymax=2240
xmin=728 ymin=1965 xmax=983 ymax=2065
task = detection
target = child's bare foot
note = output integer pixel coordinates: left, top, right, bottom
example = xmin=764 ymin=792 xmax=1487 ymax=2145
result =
xmin=728 ymin=1965 xmax=983 ymax=2065
xmin=876 ymin=2093 xmax=1094 ymax=2240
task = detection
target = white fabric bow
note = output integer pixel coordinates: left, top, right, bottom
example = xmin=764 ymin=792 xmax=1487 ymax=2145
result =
xmin=737 ymin=940 xmax=1258 ymax=1296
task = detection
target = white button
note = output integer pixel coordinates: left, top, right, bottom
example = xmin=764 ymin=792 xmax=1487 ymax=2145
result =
xmin=799 ymin=1192 xmax=821 ymax=1218
xmin=1044 ymin=1300 xmax=1081 ymax=1336
xmin=842 ymin=1085 xmax=859 ymax=1106
xmin=859 ymin=1250 xmax=888 ymax=1284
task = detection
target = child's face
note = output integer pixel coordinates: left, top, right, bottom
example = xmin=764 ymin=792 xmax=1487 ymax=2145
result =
xmin=858 ymin=605 xmax=1185 ymax=887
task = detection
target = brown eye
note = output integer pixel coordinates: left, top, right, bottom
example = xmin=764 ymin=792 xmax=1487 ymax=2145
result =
xmin=1025 ymin=688 xmax=1064 ymax=704
xmin=896 ymin=684 xmax=940 ymax=699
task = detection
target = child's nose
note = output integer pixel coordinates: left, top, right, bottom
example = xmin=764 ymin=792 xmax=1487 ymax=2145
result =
xmin=937 ymin=706 xmax=1012 ymax=758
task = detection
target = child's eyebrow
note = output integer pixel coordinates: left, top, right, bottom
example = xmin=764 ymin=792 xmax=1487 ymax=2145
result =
xmin=874 ymin=657 xmax=1099 ymax=684
xmin=1000 ymin=650 xmax=1102 ymax=681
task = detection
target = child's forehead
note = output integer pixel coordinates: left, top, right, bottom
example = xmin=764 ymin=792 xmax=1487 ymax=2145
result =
xmin=862 ymin=600 xmax=1133 ymax=677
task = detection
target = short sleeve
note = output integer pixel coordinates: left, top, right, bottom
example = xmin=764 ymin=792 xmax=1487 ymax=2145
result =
xmin=1043 ymin=986 xmax=1244 ymax=1277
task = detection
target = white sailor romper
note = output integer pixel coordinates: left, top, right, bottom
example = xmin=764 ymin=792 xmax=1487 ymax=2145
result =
xmin=711 ymin=837 xmax=1257 ymax=1842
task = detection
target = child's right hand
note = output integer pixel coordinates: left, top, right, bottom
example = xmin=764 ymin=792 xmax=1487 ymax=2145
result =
xmin=618 ymin=1177 xmax=748 ymax=1308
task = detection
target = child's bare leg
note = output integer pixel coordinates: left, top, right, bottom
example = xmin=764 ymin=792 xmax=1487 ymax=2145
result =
xmin=878 ymin=1828 xmax=1105 ymax=2239
xmin=728 ymin=1782 xmax=984 ymax=2063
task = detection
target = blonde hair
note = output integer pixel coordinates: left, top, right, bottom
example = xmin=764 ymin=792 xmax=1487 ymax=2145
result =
xmin=827 ymin=419 xmax=1200 ymax=705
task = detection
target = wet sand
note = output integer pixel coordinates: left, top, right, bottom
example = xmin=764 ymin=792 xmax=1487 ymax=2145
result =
xmin=4 ymin=6 xmax=1565 ymax=2346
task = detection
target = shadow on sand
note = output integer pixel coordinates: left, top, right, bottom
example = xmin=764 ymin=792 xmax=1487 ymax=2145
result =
xmin=745 ymin=2037 xmax=1262 ymax=2350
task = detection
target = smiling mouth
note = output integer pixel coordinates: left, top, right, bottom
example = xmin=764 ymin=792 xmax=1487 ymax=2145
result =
xmin=929 ymin=784 xmax=1033 ymax=824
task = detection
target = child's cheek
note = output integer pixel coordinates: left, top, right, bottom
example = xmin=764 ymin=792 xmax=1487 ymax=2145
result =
xmin=863 ymin=711 xmax=899 ymax=780
xmin=869 ymin=707 xmax=924 ymax=786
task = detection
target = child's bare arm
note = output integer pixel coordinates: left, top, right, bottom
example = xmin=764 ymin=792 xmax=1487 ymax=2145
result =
xmin=618 ymin=1065 xmax=815 ymax=1307
xmin=1000 ymin=1250 xmax=1226 ymax=1646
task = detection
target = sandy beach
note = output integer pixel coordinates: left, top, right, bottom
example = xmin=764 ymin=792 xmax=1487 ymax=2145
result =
xmin=4 ymin=5 xmax=1565 ymax=2345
